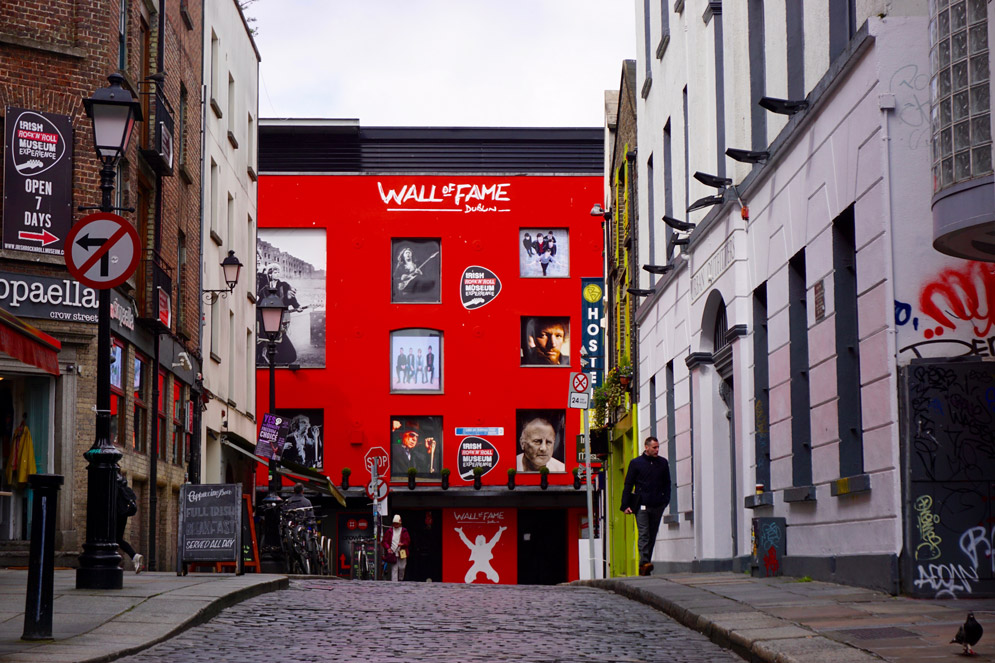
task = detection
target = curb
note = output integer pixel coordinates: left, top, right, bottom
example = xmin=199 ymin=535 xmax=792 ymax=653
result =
xmin=82 ymin=576 xmax=290 ymax=663
xmin=574 ymin=579 xmax=884 ymax=663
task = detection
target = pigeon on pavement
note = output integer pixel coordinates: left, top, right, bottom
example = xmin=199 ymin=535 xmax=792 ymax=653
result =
xmin=951 ymin=612 xmax=983 ymax=656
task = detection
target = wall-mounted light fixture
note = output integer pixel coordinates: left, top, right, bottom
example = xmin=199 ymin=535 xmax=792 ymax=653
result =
xmin=759 ymin=96 xmax=809 ymax=115
xmin=627 ymin=287 xmax=656 ymax=297
xmin=693 ymin=171 xmax=732 ymax=188
xmin=202 ymin=250 xmax=243 ymax=304
xmin=662 ymin=215 xmax=695 ymax=232
xmin=643 ymin=264 xmax=674 ymax=275
xmin=687 ymin=194 xmax=725 ymax=213
xmin=590 ymin=204 xmax=612 ymax=221
xmin=726 ymin=147 xmax=769 ymax=164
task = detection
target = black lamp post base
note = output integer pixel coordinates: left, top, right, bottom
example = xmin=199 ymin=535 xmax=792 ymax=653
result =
xmin=75 ymin=566 xmax=122 ymax=590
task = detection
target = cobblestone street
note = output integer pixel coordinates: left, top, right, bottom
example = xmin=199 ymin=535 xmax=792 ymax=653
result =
xmin=119 ymin=579 xmax=743 ymax=662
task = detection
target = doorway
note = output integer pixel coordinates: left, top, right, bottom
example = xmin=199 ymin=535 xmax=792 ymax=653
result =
xmin=517 ymin=509 xmax=566 ymax=584
xmin=401 ymin=509 xmax=442 ymax=582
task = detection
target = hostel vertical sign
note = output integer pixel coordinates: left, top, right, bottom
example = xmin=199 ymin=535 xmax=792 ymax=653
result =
xmin=581 ymin=278 xmax=604 ymax=389
xmin=3 ymin=107 xmax=73 ymax=255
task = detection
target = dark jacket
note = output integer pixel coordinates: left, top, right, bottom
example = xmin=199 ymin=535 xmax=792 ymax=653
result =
xmin=620 ymin=453 xmax=671 ymax=511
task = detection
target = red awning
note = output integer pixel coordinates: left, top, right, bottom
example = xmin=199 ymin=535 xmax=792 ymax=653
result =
xmin=0 ymin=307 xmax=61 ymax=376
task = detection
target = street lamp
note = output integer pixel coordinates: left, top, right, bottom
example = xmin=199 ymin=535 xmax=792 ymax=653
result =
xmin=202 ymin=250 xmax=243 ymax=303
xmin=257 ymin=287 xmax=287 ymax=568
xmin=77 ymin=74 xmax=143 ymax=591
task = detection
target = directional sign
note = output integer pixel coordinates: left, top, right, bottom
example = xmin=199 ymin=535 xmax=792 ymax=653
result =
xmin=366 ymin=477 xmax=389 ymax=501
xmin=364 ymin=446 xmax=389 ymax=477
xmin=455 ymin=427 xmax=504 ymax=436
xmin=64 ymin=212 xmax=140 ymax=290
xmin=571 ymin=372 xmax=590 ymax=393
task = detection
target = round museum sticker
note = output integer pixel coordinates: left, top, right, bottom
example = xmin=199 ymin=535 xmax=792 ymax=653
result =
xmin=460 ymin=265 xmax=501 ymax=310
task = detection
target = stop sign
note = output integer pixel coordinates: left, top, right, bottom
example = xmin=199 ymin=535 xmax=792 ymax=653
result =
xmin=364 ymin=446 xmax=389 ymax=478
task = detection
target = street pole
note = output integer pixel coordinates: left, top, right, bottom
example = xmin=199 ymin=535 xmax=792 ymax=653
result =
xmin=583 ymin=407 xmax=596 ymax=580
xmin=372 ymin=459 xmax=381 ymax=580
xmin=268 ymin=340 xmax=279 ymax=494
xmin=76 ymin=161 xmax=124 ymax=590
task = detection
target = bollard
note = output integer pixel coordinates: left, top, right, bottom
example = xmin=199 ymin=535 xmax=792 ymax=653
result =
xmin=22 ymin=473 xmax=64 ymax=640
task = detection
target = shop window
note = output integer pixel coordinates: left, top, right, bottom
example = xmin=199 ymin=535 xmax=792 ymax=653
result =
xmin=133 ymin=353 xmax=149 ymax=453
xmin=172 ymin=381 xmax=183 ymax=464
xmin=110 ymin=340 xmax=125 ymax=447
xmin=157 ymin=370 xmax=167 ymax=458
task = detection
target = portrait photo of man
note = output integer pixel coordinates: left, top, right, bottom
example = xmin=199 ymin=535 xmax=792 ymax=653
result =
xmin=515 ymin=409 xmax=566 ymax=472
xmin=390 ymin=415 xmax=443 ymax=479
xmin=520 ymin=316 xmax=570 ymax=366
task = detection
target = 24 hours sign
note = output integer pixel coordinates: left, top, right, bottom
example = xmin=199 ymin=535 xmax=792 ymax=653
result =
xmin=3 ymin=108 xmax=73 ymax=255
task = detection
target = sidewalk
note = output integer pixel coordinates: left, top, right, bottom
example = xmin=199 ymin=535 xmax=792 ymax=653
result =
xmin=0 ymin=569 xmax=287 ymax=663
xmin=581 ymin=573 xmax=995 ymax=663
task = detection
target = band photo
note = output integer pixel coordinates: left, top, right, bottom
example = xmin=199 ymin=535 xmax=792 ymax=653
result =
xmin=391 ymin=238 xmax=441 ymax=303
xmin=519 ymin=228 xmax=568 ymax=278
xmin=520 ymin=316 xmax=570 ymax=366
xmin=390 ymin=330 xmax=442 ymax=393
xmin=274 ymin=408 xmax=324 ymax=469
xmin=390 ymin=415 xmax=443 ymax=480
xmin=515 ymin=409 xmax=566 ymax=472
xmin=256 ymin=228 xmax=327 ymax=368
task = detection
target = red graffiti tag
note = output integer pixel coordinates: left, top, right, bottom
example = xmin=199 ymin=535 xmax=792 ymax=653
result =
xmin=919 ymin=261 xmax=995 ymax=339
xmin=763 ymin=546 xmax=779 ymax=577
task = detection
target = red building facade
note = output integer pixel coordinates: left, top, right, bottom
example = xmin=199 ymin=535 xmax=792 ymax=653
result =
xmin=257 ymin=123 xmax=604 ymax=583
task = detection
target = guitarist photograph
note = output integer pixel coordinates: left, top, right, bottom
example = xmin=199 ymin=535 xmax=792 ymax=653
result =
xmin=392 ymin=238 xmax=441 ymax=303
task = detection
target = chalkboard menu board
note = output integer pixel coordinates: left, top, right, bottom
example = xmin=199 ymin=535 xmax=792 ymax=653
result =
xmin=177 ymin=483 xmax=242 ymax=574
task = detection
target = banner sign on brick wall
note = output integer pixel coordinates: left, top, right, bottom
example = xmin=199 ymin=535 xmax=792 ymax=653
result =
xmin=3 ymin=107 xmax=73 ymax=255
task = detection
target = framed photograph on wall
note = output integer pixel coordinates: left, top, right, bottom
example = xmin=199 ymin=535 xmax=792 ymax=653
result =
xmin=273 ymin=408 xmax=324 ymax=470
xmin=515 ymin=409 xmax=566 ymax=472
xmin=390 ymin=415 xmax=443 ymax=480
xmin=520 ymin=316 xmax=570 ymax=366
xmin=391 ymin=238 xmax=441 ymax=303
xmin=519 ymin=228 xmax=568 ymax=278
xmin=390 ymin=329 xmax=442 ymax=393
xmin=256 ymin=228 xmax=327 ymax=368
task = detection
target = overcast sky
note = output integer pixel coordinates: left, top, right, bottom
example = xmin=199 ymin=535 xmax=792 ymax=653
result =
xmin=243 ymin=1 xmax=636 ymax=127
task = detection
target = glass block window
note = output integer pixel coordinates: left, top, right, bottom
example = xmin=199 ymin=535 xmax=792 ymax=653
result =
xmin=931 ymin=0 xmax=992 ymax=192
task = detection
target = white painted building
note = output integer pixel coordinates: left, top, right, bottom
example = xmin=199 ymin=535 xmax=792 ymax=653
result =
xmin=198 ymin=0 xmax=260 ymax=486
xmin=619 ymin=1 xmax=995 ymax=595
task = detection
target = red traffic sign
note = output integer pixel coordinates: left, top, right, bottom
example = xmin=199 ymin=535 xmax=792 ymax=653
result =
xmin=571 ymin=372 xmax=590 ymax=393
xmin=64 ymin=212 xmax=140 ymax=289
xmin=364 ymin=446 xmax=389 ymax=477
xmin=366 ymin=477 xmax=389 ymax=501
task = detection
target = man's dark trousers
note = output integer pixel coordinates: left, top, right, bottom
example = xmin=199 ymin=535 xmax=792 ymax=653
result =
xmin=636 ymin=505 xmax=665 ymax=566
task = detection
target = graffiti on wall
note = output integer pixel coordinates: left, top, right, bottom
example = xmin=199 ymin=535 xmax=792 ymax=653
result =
xmin=897 ymin=261 xmax=995 ymax=359
xmin=903 ymin=361 xmax=995 ymax=598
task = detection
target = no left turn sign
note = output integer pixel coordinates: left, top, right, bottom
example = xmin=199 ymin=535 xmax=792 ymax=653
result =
xmin=65 ymin=212 xmax=140 ymax=290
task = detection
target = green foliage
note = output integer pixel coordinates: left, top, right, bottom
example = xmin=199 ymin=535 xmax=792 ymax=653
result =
xmin=538 ymin=466 xmax=550 ymax=476
xmin=407 ymin=466 xmax=418 ymax=477
xmin=507 ymin=468 xmax=517 ymax=477
xmin=341 ymin=467 xmax=351 ymax=476
xmin=472 ymin=466 xmax=485 ymax=476
xmin=441 ymin=467 xmax=451 ymax=477
xmin=794 ymin=575 xmax=813 ymax=583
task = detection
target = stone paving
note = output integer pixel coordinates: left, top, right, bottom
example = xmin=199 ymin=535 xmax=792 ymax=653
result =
xmin=118 ymin=579 xmax=744 ymax=663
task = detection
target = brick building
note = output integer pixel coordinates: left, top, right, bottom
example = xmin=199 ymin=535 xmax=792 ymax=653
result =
xmin=0 ymin=0 xmax=204 ymax=571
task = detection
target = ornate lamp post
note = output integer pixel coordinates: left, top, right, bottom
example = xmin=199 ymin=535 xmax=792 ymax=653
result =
xmin=257 ymin=287 xmax=287 ymax=567
xmin=76 ymin=74 xmax=142 ymax=590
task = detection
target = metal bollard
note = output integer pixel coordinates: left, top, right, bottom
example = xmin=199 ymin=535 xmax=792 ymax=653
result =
xmin=22 ymin=473 xmax=64 ymax=640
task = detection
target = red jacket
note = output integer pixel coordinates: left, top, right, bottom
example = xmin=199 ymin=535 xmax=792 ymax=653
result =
xmin=382 ymin=526 xmax=410 ymax=557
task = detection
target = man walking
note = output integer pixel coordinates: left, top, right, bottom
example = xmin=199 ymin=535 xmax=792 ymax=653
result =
xmin=621 ymin=436 xmax=671 ymax=576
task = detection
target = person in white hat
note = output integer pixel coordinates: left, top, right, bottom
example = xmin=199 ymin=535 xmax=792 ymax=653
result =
xmin=382 ymin=514 xmax=410 ymax=581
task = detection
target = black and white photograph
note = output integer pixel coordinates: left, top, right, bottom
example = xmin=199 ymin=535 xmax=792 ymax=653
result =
xmin=519 ymin=228 xmax=568 ymax=278
xmin=520 ymin=316 xmax=570 ymax=366
xmin=256 ymin=229 xmax=326 ymax=368
xmin=392 ymin=238 xmax=441 ymax=303
xmin=515 ymin=409 xmax=566 ymax=473
xmin=390 ymin=329 xmax=442 ymax=393
xmin=390 ymin=415 xmax=443 ymax=480
xmin=275 ymin=408 xmax=324 ymax=469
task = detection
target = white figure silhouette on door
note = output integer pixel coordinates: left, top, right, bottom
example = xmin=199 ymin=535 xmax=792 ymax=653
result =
xmin=455 ymin=526 xmax=507 ymax=583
